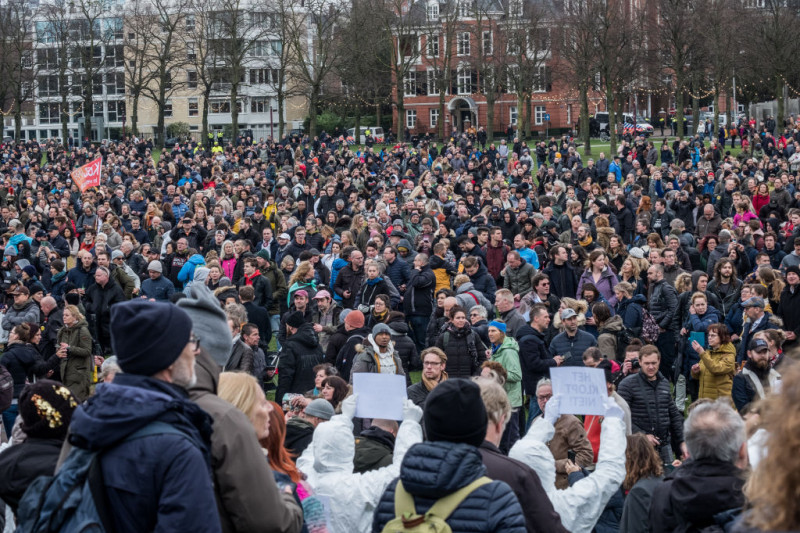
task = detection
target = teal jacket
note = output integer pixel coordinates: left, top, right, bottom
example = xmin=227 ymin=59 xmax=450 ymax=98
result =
xmin=491 ymin=336 xmax=523 ymax=407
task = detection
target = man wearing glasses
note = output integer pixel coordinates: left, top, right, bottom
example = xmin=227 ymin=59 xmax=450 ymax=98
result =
xmin=407 ymin=347 xmax=448 ymax=407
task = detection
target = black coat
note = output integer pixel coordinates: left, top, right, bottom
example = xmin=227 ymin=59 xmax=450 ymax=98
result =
xmin=332 ymin=264 xmax=364 ymax=309
xmin=649 ymin=458 xmax=745 ymax=533
xmin=0 ymin=437 xmax=64 ymax=513
xmin=1 ymin=342 xmax=60 ymax=398
xmin=403 ymin=266 xmax=435 ymax=317
xmin=618 ymin=371 xmax=684 ymax=455
xmin=242 ymin=301 xmax=272 ymax=352
xmin=240 ymin=272 xmax=272 ymax=309
xmin=84 ymin=279 xmax=126 ymax=344
xmin=478 ymin=441 xmax=568 ymax=533
xmin=434 ymin=323 xmax=485 ymax=378
xmin=372 ymin=441 xmax=527 ymax=533
xmin=284 ymin=417 xmax=315 ymax=460
xmin=387 ymin=319 xmax=419 ymax=386
xmin=543 ymin=262 xmax=578 ymax=300
xmin=515 ymin=324 xmax=557 ymax=397
xmin=407 ymin=381 xmax=431 ymax=407
xmin=275 ymin=323 xmax=323 ymax=404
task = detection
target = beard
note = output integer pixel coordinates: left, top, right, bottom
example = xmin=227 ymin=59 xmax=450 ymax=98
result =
xmin=172 ymin=359 xmax=197 ymax=389
xmin=753 ymin=357 xmax=770 ymax=370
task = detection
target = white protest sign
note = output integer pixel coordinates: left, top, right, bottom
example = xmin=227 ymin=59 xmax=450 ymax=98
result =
xmin=352 ymin=373 xmax=407 ymax=420
xmin=550 ymin=366 xmax=606 ymax=416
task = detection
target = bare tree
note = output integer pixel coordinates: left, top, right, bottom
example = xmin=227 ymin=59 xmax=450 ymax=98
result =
xmin=186 ymin=0 xmax=222 ymax=146
xmin=699 ymin=0 xmax=743 ymax=133
xmin=558 ymin=0 xmax=596 ymax=151
xmin=0 ymin=0 xmax=37 ymax=140
xmin=284 ymin=0 xmax=346 ymax=138
xmin=39 ymin=2 xmax=75 ymax=143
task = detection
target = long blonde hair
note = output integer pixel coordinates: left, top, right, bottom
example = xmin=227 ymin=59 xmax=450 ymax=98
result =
xmin=217 ymin=372 xmax=262 ymax=429
xmin=288 ymin=260 xmax=315 ymax=286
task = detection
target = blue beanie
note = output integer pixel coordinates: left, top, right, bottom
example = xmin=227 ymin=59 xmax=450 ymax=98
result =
xmin=488 ymin=320 xmax=507 ymax=333
xmin=111 ymin=300 xmax=193 ymax=376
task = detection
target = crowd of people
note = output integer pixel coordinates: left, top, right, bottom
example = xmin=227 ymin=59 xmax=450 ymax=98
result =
xmin=0 ymin=121 xmax=798 ymax=532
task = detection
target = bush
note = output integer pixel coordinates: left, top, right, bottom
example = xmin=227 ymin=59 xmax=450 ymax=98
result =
xmin=166 ymin=122 xmax=191 ymax=140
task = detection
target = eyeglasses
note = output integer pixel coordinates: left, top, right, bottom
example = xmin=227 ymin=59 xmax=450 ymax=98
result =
xmin=423 ymin=361 xmax=442 ymax=367
xmin=190 ymin=334 xmax=201 ymax=352
xmin=537 ymin=394 xmax=553 ymax=401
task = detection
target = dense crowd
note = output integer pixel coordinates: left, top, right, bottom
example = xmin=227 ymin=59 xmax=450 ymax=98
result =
xmin=0 ymin=121 xmax=798 ymax=533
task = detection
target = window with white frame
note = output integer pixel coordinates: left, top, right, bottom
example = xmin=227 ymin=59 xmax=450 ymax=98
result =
xmin=482 ymin=31 xmax=492 ymax=55
xmin=251 ymin=98 xmax=269 ymax=113
xmin=427 ymin=35 xmax=440 ymax=58
xmin=39 ymin=103 xmax=60 ymax=124
xmin=188 ymin=71 xmax=198 ymax=89
xmin=406 ymin=109 xmax=417 ymax=128
xmin=427 ymin=69 xmax=439 ymax=95
xmin=107 ymin=101 xmax=125 ymax=122
xmin=535 ymin=105 xmax=546 ymax=125
xmin=457 ymin=32 xmax=470 ymax=55
xmin=506 ymin=65 xmax=519 ymax=93
xmin=532 ymin=65 xmax=548 ymax=92
xmin=430 ymin=108 xmax=439 ymax=127
xmin=459 ymin=1 xmax=470 ymax=17
xmin=427 ymin=2 xmax=439 ymax=20
xmin=164 ymin=101 xmax=173 ymax=118
xmin=566 ymin=104 xmax=572 ymax=126
xmin=188 ymin=98 xmax=198 ymax=116
xmin=510 ymin=106 xmax=518 ymax=126
xmin=404 ymin=71 xmax=417 ymax=97
xmin=457 ymin=67 xmax=472 ymax=95
xmin=509 ymin=0 xmax=523 ymax=15
xmin=187 ymin=42 xmax=196 ymax=60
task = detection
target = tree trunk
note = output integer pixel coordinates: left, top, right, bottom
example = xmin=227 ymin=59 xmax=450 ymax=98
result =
xmin=486 ymin=94 xmax=495 ymax=143
xmin=277 ymin=89 xmax=285 ymax=139
xmin=202 ymin=88 xmax=210 ymax=147
xmin=524 ymin=94 xmax=532 ymax=141
xmin=396 ymin=90 xmax=405 ymax=140
xmin=375 ymin=99 xmax=382 ymax=134
xmin=776 ymin=76 xmax=785 ymax=131
xmin=156 ymin=85 xmax=166 ymax=149
xmin=438 ymin=91 xmax=445 ymax=141
xmin=131 ymin=93 xmax=140 ymax=136
xmin=606 ymin=80 xmax=616 ymax=155
xmin=308 ymin=90 xmax=318 ymax=138
xmin=61 ymin=95 xmax=69 ymax=145
xmin=675 ymin=70 xmax=685 ymax=138
xmin=14 ymin=105 xmax=21 ymax=141
xmin=713 ymin=83 xmax=720 ymax=135
xmin=580 ymin=79 xmax=590 ymax=155
xmin=84 ymin=93 xmax=92 ymax=142
xmin=354 ymin=110 xmax=361 ymax=145
xmin=231 ymin=81 xmax=240 ymax=141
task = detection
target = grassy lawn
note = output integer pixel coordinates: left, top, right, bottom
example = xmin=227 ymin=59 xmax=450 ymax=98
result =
xmin=576 ymin=137 xmax=747 ymax=163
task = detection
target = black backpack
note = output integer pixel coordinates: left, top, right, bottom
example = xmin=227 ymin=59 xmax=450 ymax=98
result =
xmin=614 ymin=327 xmax=636 ymax=362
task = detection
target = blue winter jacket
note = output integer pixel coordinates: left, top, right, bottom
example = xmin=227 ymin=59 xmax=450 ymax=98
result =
xmin=372 ymin=441 xmax=526 ymax=533
xmin=68 ymin=374 xmax=221 ymax=533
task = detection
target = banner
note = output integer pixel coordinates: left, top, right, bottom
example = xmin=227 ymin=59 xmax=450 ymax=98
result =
xmin=71 ymin=157 xmax=102 ymax=192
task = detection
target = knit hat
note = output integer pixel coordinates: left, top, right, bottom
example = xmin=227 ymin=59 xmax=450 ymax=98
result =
xmin=372 ymin=323 xmax=392 ymax=337
xmin=423 ymin=379 xmax=487 ymax=447
xmin=147 ymin=260 xmax=163 ymax=273
xmin=787 ymin=265 xmax=800 ymax=278
xmin=19 ymin=380 xmax=78 ymax=440
xmin=256 ymin=249 xmax=271 ymax=261
xmin=111 ymin=300 xmax=193 ymax=376
xmin=304 ymin=398 xmax=335 ymax=420
xmin=111 ymin=250 xmax=124 ymax=260
xmin=177 ymin=284 xmax=233 ymax=366
xmin=345 ymin=310 xmax=365 ymax=328
xmin=285 ymin=311 xmax=305 ymax=329
xmin=488 ymin=320 xmax=507 ymax=333
xmin=22 ymin=265 xmax=37 ymax=278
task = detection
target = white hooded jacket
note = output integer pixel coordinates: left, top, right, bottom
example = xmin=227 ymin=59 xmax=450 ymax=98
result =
xmin=509 ymin=416 xmax=627 ymax=533
xmin=297 ymin=413 xmax=423 ymax=533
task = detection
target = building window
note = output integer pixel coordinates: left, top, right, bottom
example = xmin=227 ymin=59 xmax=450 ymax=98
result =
xmin=187 ymin=42 xmax=196 ymax=61
xmin=510 ymin=106 xmax=518 ymax=126
xmin=509 ymin=0 xmax=523 ymax=16
xmin=457 ymin=32 xmax=470 ymax=56
xmin=427 ymin=69 xmax=439 ymax=96
xmin=427 ymin=35 xmax=439 ymax=58
xmin=38 ymin=75 xmax=59 ymax=97
xmin=251 ymin=98 xmax=269 ymax=113
xmin=188 ymin=98 xmax=198 ymax=117
xmin=188 ymin=71 xmax=198 ymax=89
xmin=106 ymin=73 xmax=124 ymax=95
xmin=507 ymin=65 xmax=519 ymax=92
xmin=457 ymin=67 xmax=473 ymax=95
xmin=164 ymin=101 xmax=173 ymax=118
xmin=482 ymin=31 xmax=492 ymax=55
xmin=252 ymin=40 xmax=281 ymax=57
xmin=108 ymin=101 xmax=125 ymax=122
xmin=210 ymin=100 xmax=242 ymax=113
xmin=566 ymin=104 xmax=572 ymax=126
xmin=186 ymin=14 xmax=195 ymax=32
xmin=459 ymin=2 xmax=470 ymax=17
xmin=39 ymin=103 xmax=60 ymax=124
xmin=535 ymin=105 xmax=546 ymax=125
xmin=430 ymin=108 xmax=439 ymax=127
xmin=404 ymin=71 xmax=417 ymax=97
xmin=406 ymin=109 xmax=417 ymax=128
xmin=533 ymin=66 xmax=549 ymax=93
xmin=399 ymin=35 xmax=419 ymax=57
xmin=427 ymin=2 xmax=439 ymax=20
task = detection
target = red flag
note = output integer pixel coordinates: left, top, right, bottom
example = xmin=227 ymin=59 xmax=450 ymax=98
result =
xmin=71 ymin=157 xmax=102 ymax=192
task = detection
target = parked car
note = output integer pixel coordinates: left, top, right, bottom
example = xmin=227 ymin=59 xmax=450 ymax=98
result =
xmin=594 ymin=112 xmax=654 ymax=136
xmin=346 ymin=126 xmax=385 ymax=144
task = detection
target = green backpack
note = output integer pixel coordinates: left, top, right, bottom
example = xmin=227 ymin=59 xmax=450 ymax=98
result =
xmin=380 ymin=477 xmax=491 ymax=532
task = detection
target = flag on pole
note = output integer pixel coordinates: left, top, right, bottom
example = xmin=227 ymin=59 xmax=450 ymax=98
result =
xmin=71 ymin=157 xmax=102 ymax=192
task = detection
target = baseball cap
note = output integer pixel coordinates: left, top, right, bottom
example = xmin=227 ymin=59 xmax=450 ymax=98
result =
xmin=748 ymin=338 xmax=769 ymax=352
xmin=741 ymin=297 xmax=766 ymax=309
xmin=313 ymin=290 xmax=331 ymax=300
xmin=278 ymin=233 xmax=291 ymax=240
xmin=561 ymin=308 xmax=577 ymax=320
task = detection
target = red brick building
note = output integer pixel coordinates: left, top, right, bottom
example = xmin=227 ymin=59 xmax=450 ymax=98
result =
xmin=391 ymin=0 xmax=607 ymax=139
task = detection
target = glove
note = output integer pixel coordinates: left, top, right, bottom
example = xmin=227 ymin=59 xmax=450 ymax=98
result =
xmin=603 ymin=396 xmax=624 ymax=420
xmin=543 ymin=395 xmax=562 ymax=427
xmin=341 ymin=394 xmax=358 ymax=420
xmin=402 ymin=399 xmax=423 ymax=423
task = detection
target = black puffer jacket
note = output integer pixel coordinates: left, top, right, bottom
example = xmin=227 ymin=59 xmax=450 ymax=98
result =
xmin=515 ymin=324 xmax=557 ymax=397
xmin=373 ymin=441 xmax=526 ymax=533
xmin=617 ymin=371 xmax=684 ymax=453
xmin=648 ymin=278 xmax=678 ymax=329
xmin=388 ymin=319 xmax=419 ymax=386
xmin=435 ymin=323 xmax=485 ymax=378
xmin=0 ymin=437 xmax=63 ymax=513
xmin=403 ymin=266 xmax=435 ymax=317
xmin=275 ymin=323 xmax=323 ymax=404
xmin=1 ymin=342 xmax=60 ymax=398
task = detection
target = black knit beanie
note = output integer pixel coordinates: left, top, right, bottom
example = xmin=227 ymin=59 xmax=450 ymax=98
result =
xmin=423 ymin=378 xmax=488 ymax=447
xmin=19 ymin=380 xmax=78 ymax=440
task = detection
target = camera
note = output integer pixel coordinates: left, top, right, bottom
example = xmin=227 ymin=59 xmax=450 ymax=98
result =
xmin=631 ymin=358 xmax=641 ymax=370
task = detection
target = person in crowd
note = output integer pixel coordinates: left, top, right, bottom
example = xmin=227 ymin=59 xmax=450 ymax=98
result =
xmin=353 ymin=418 xmax=398 ymax=474
xmin=140 ymin=260 xmax=175 ymax=301
xmin=646 ymin=264 xmax=679 ymax=376
xmin=404 ymin=252 xmax=436 ymax=353
xmin=516 ymin=304 xmax=563 ymax=424
xmin=275 ymin=311 xmax=325 ymax=405
xmin=2 ymin=286 xmax=40 ymax=331
xmin=350 ymin=323 xmax=405 ymax=382
xmin=372 ymin=379 xmax=526 ymax=533
xmin=277 ymin=289 xmax=314 ymax=346
xmin=285 ymin=398 xmax=334 ymax=459
xmin=549 ymin=308 xmax=598 ymax=364
xmin=177 ymin=284 xmax=303 ymax=533
xmin=0 ymin=381 xmax=78 ymax=515
xmin=617 ymin=344 xmax=687 ymax=463
xmin=732 ymin=338 xmax=782 ymax=413
xmin=619 ymin=434 xmax=665 ymax=533
xmin=649 ymin=401 xmax=747 ymax=532
xmin=736 ymin=296 xmax=779 ymax=364
xmin=55 ymin=305 xmax=93 ymax=401
xmin=298 ymin=394 xmax=423 ymax=533
xmin=407 ymin=347 xmax=448 ymax=407
xmin=495 ymin=288 xmax=527 ymax=338
xmin=475 ymin=378 xmax=569 ymax=533
xmin=64 ymin=299 xmax=221 ymax=532
xmin=689 ymin=322 xmax=736 ymax=401
xmin=435 ymin=305 xmax=485 ymax=378
xmin=487 ymin=320 xmax=523 ymax=453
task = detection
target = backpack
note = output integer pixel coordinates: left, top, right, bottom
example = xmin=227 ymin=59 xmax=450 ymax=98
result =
xmin=614 ymin=327 xmax=636 ymax=362
xmin=16 ymin=421 xmax=189 ymax=533
xmin=380 ymin=477 xmax=491 ymax=533
xmin=0 ymin=363 xmax=12 ymax=412
xmin=640 ymin=310 xmax=660 ymax=344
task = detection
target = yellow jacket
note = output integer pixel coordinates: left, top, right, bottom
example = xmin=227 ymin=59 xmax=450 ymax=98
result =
xmin=691 ymin=342 xmax=736 ymax=400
